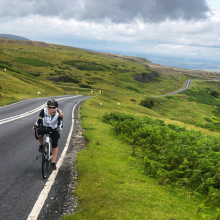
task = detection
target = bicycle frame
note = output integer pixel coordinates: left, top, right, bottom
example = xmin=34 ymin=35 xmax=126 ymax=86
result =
xmin=41 ymin=127 xmax=55 ymax=179
xmin=44 ymin=133 xmax=52 ymax=162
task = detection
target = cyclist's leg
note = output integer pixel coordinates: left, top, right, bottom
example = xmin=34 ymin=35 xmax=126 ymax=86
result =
xmin=37 ymin=127 xmax=45 ymax=152
xmin=38 ymin=136 xmax=44 ymax=145
xmin=50 ymin=131 xmax=60 ymax=163
xmin=52 ymin=147 xmax=58 ymax=163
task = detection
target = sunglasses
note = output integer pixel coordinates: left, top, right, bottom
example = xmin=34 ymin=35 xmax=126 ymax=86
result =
xmin=48 ymin=106 xmax=56 ymax=109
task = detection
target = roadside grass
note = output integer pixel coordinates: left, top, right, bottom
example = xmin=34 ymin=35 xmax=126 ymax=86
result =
xmin=62 ymin=94 xmax=218 ymax=220
xmin=151 ymin=95 xmax=214 ymax=124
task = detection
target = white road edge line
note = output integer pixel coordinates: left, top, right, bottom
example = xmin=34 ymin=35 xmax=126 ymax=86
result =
xmin=0 ymin=99 xmax=27 ymax=109
xmin=27 ymin=99 xmax=82 ymax=220
xmin=0 ymin=95 xmax=77 ymax=109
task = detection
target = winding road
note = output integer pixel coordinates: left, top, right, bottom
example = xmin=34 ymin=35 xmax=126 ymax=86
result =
xmin=150 ymin=79 xmax=218 ymax=97
xmin=0 ymin=95 xmax=88 ymax=220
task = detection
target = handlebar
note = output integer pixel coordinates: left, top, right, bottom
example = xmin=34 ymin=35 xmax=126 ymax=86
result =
xmin=34 ymin=126 xmax=58 ymax=139
xmin=38 ymin=126 xmax=58 ymax=134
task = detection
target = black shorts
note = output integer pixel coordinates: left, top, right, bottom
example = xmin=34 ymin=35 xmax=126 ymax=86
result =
xmin=37 ymin=126 xmax=60 ymax=148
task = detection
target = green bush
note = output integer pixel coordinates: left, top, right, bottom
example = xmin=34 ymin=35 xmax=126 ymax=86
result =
xmin=212 ymin=107 xmax=220 ymax=117
xmin=204 ymin=117 xmax=212 ymax=123
xmin=103 ymin=112 xmax=220 ymax=207
xmin=166 ymin=95 xmax=179 ymax=101
xmin=210 ymin=91 xmax=218 ymax=98
xmin=183 ymin=88 xmax=220 ymax=107
xmin=139 ymin=98 xmax=154 ymax=108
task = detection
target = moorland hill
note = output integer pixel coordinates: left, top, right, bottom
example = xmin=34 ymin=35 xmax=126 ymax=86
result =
xmin=1 ymin=39 xmax=220 ymax=129
xmin=1 ymin=38 xmax=219 ymax=78
xmin=0 ymin=34 xmax=31 ymax=41
xmin=0 ymin=37 xmax=49 ymax=47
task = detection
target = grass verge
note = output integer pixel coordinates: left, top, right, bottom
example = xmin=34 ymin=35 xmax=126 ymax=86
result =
xmin=61 ymin=96 xmax=218 ymax=220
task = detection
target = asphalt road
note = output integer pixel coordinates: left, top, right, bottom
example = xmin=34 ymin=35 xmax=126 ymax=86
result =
xmin=0 ymin=95 xmax=89 ymax=220
xmin=150 ymin=79 xmax=217 ymax=97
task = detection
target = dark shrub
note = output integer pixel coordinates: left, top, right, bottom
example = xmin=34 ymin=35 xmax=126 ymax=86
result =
xmin=139 ymin=98 xmax=154 ymax=108
xmin=210 ymin=91 xmax=218 ymax=98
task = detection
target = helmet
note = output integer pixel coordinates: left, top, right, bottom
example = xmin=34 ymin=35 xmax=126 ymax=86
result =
xmin=47 ymin=99 xmax=58 ymax=107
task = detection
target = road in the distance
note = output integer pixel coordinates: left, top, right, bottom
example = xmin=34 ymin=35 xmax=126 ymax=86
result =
xmin=150 ymin=79 xmax=218 ymax=97
xmin=0 ymin=95 xmax=89 ymax=220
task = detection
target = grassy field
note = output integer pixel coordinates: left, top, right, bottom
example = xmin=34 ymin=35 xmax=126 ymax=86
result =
xmin=0 ymin=68 xmax=65 ymax=105
xmin=1 ymin=42 xmax=220 ymax=218
xmin=62 ymin=94 xmax=220 ymax=220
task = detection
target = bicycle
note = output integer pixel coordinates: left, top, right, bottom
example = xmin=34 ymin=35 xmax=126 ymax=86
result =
xmin=35 ymin=126 xmax=55 ymax=179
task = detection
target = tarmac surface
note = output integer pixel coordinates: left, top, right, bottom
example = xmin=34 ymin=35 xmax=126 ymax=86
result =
xmin=0 ymin=95 xmax=88 ymax=220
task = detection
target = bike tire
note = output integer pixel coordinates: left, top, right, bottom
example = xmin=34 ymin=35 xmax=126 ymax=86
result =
xmin=42 ymin=143 xmax=51 ymax=179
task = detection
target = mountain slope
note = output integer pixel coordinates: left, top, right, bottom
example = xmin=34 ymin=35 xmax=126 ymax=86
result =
xmin=0 ymin=34 xmax=31 ymax=41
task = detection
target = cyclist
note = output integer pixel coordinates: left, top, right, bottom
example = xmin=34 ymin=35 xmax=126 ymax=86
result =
xmin=33 ymin=99 xmax=63 ymax=170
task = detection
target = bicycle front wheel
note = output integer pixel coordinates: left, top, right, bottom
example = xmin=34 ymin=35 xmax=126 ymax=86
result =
xmin=42 ymin=143 xmax=51 ymax=179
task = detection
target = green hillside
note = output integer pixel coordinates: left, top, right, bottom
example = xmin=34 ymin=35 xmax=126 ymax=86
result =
xmin=1 ymin=42 xmax=220 ymax=218
xmin=1 ymin=43 xmax=220 ymax=131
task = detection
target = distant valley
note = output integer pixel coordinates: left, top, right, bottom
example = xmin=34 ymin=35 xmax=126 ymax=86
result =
xmin=91 ymin=49 xmax=220 ymax=74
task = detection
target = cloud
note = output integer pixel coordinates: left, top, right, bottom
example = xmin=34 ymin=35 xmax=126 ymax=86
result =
xmin=1 ymin=0 xmax=210 ymax=23
xmin=2 ymin=0 xmax=220 ymax=60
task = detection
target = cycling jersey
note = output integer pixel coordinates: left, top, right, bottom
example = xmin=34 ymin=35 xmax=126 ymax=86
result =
xmin=35 ymin=107 xmax=63 ymax=129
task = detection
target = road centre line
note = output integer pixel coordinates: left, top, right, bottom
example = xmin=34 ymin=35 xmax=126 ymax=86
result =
xmin=0 ymin=96 xmax=81 ymax=125
xmin=0 ymin=103 xmax=46 ymax=125
xmin=27 ymin=99 xmax=82 ymax=220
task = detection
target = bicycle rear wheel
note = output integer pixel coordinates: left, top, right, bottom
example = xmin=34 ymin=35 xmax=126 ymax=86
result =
xmin=42 ymin=143 xmax=51 ymax=179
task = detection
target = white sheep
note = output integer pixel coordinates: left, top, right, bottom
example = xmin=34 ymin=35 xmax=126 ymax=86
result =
xmin=117 ymin=103 xmax=120 ymax=106
xmin=37 ymin=91 xmax=41 ymax=95
xmin=4 ymin=68 xmax=6 ymax=71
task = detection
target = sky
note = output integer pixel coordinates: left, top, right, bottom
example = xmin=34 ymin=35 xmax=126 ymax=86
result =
xmin=1 ymin=0 xmax=220 ymax=60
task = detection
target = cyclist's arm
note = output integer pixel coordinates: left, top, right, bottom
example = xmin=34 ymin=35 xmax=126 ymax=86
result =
xmin=35 ymin=109 xmax=44 ymax=126
xmin=58 ymin=116 xmax=63 ymax=131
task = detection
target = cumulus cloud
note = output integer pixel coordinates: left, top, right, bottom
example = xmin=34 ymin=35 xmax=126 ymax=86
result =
xmin=1 ymin=0 xmax=210 ymax=23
